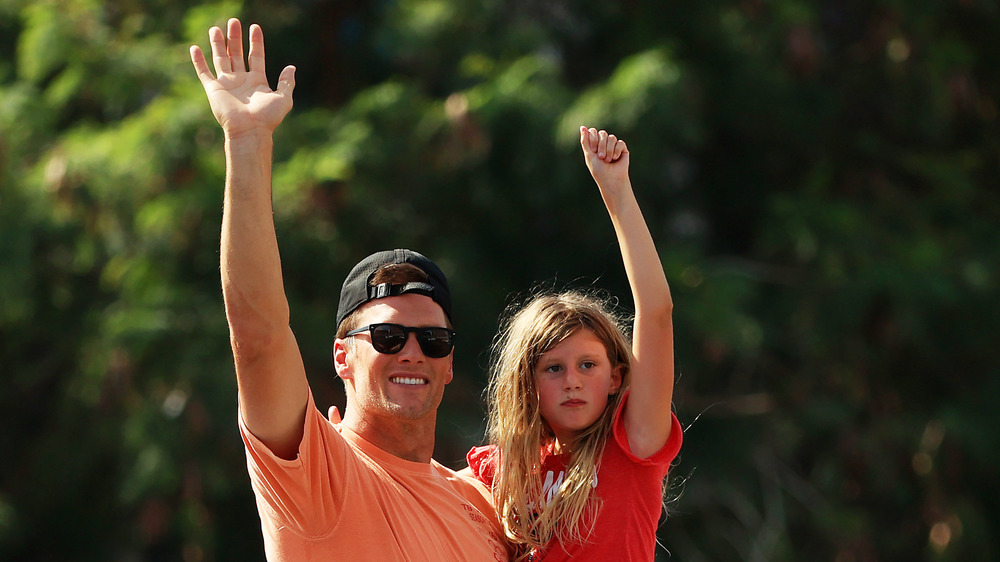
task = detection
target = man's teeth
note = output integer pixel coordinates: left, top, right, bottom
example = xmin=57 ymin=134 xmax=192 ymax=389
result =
xmin=391 ymin=377 xmax=427 ymax=385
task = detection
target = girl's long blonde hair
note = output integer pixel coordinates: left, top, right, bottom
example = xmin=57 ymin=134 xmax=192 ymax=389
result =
xmin=486 ymin=290 xmax=632 ymax=558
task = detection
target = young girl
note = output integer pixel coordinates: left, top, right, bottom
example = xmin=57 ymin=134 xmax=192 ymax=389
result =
xmin=465 ymin=127 xmax=682 ymax=560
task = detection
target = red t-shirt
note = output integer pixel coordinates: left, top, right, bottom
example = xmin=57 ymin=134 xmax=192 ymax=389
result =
xmin=467 ymin=393 xmax=682 ymax=561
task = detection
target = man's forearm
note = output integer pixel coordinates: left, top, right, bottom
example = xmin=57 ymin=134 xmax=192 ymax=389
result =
xmin=221 ymin=132 xmax=290 ymax=343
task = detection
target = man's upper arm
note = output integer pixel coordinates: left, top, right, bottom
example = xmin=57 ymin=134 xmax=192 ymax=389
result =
xmin=235 ymin=325 xmax=311 ymax=460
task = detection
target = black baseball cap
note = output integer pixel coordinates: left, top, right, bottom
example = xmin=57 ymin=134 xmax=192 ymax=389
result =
xmin=335 ymin=249 xmax=453 ymax=330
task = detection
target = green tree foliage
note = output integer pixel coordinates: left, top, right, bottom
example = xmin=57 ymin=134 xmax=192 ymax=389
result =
xmin=1 ymin=0 xmax=997 ymax=560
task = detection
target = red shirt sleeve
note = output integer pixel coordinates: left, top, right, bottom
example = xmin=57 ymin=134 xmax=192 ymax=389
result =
xmin=612 ymin=390 xmax=683 ymax=466
xmin=466 ymin=444 xmax=499 ymax=488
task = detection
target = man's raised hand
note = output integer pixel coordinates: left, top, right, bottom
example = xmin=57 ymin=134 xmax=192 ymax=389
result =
xmin=190 ymin=18 xmax=295 ymax=137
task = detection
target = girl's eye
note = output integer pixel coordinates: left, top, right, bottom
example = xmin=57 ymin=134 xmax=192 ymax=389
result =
xmin=580 ymin=361 xmax=596 ymax=370
xmin=543 ymin=364 xmax=563 ymax=374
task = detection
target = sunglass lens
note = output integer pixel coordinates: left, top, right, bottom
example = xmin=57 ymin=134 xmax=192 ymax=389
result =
xmin=417 ymin=328 xmax=454 ymax=358
xmin=371 ymin=324 xmax=407 ymax=354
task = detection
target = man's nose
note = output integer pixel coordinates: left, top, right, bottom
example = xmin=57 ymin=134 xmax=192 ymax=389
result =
xmin=396 ymin=332 xmax=425 ymax=361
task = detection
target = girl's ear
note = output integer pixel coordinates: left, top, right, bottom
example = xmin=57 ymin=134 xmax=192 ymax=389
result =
xmin=609 ymin=365 xmax=624 ymax=394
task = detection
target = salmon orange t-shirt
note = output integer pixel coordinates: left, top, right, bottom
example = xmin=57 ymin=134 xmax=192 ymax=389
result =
xmin=239 ymin=390 xmax=508 ymax=561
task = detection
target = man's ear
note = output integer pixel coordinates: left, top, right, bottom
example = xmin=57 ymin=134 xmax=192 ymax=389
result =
xmin=333 ymin=339 xmax=352 ymax=380
xmin=444 ymin=357 xmax=454 ymax=385
xmin=610 ymin=365 xmax=624 ymax=395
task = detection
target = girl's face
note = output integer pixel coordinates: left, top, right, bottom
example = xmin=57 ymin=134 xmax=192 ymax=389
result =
xmin=533 ymin=328 xmax=622 ymax=447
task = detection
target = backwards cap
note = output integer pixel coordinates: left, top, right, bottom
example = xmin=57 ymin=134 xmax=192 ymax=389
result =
xmin=336 ymin=249 xmax=453 ymax=329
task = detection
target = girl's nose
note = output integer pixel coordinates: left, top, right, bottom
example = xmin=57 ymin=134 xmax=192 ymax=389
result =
xmin=564 ymin=369 xmax=583 ymax=389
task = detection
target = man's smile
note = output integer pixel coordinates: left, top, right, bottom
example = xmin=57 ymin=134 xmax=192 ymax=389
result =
xmin=390 ymin=376 xmax=429 ymax=385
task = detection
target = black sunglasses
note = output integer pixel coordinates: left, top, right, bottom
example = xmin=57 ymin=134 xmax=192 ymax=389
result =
xmin=344 ymin=323 xmax=456 ymax=358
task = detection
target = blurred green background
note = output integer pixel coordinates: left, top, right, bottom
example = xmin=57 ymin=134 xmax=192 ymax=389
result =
xmin=2 ymin=0 xmax=998 ymax=560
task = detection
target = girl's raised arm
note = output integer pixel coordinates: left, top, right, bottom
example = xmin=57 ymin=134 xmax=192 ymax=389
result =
xmin=579 ymin=126 xmax=675 ymax=459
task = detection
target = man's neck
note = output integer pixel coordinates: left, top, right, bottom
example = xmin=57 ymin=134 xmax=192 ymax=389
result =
xmin=341 ymin=411 xmax=437 ymax=463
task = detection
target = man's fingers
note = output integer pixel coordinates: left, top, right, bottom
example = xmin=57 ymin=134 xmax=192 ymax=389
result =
xmin=248 ymin=23 xmax=266 ymax=73
xmin=327 ymin=405 xmax=342 ymax=423
xmin=226 ymin=18 xmax=245 ymax=73
xmin=190 ymin=45 xmax=215 ymax=85
xmin=208 ymin=26 xmax=231 ymax=74
xmin=276 ymin=65 xmax=297 ymax=95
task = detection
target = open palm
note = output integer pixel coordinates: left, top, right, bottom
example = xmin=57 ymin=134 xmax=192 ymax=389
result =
xmin=190 ymin=19 xmax=295 ymax=136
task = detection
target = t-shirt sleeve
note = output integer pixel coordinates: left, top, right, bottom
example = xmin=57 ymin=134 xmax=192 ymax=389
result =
xmin=611 ymin=391 xmax=683 ymax=468
xmin=239 ymin=389 xmax=348 ymax=537
xmin=466 ymin=444 xmax=499 ymax=488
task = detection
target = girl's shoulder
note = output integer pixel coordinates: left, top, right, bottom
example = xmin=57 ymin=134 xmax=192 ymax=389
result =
xmin=465 ymin=444 xmax=499 ymax=487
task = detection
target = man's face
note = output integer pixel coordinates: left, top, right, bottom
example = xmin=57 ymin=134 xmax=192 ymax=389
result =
xmin=335 ymin=293 xmax=454 ymax=422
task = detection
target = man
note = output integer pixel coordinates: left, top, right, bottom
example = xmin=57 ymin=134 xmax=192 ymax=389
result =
xmin=190 ymin=18 xmax=507 ymax=561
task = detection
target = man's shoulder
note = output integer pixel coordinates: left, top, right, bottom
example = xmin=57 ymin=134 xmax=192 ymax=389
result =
xmin=430 ymin=458 xmax=469 ymax=481
xmin=432 ymin=459 xmax=492 ymax=493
